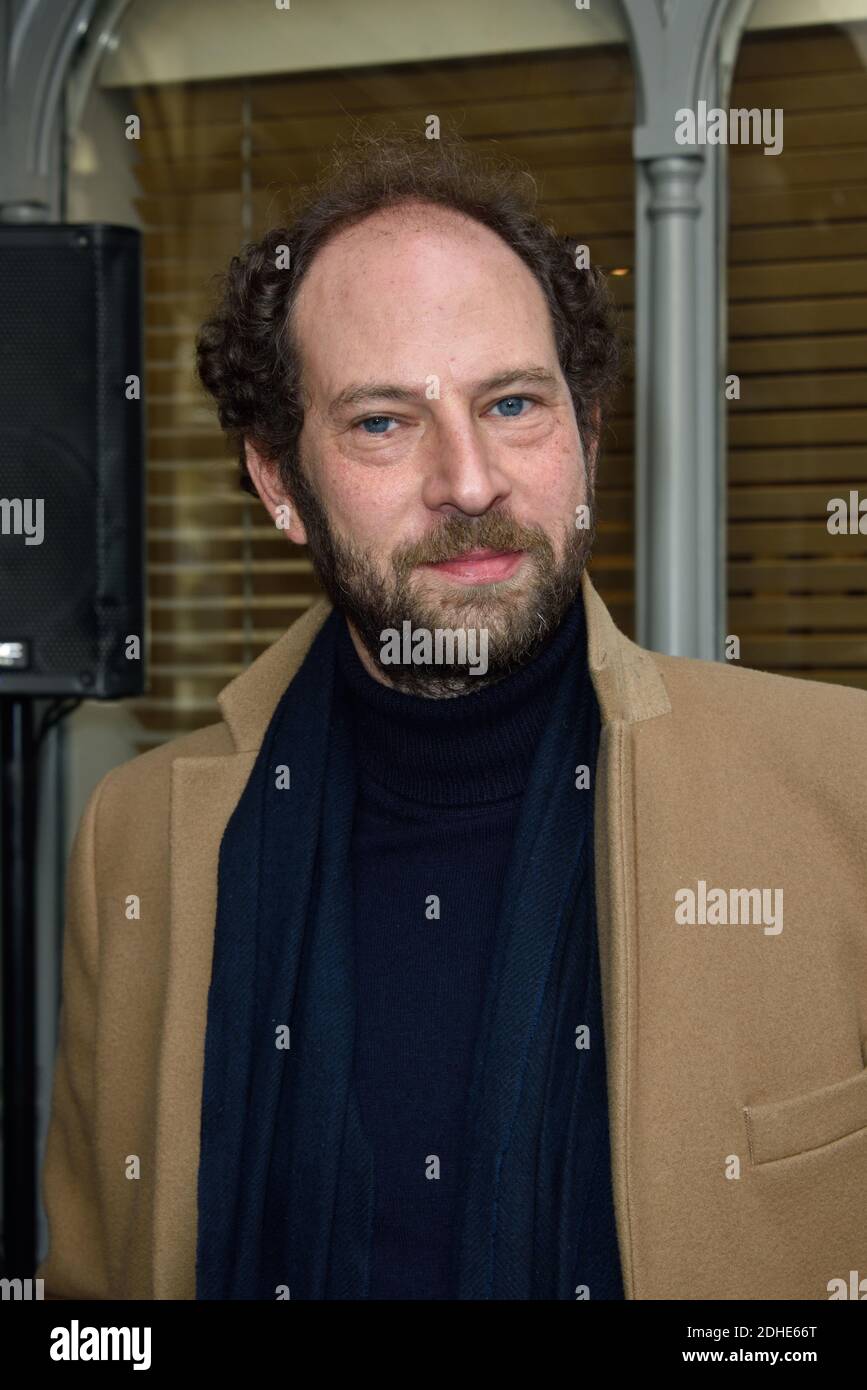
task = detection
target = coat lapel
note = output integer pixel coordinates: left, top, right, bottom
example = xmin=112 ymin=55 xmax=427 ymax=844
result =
xmin=582 ymin=573 xmax=671 ymax=1300
xmin=152 ymin=598 xmax=333 ymax=1298
xmin=153 ymin=750 xmax=257 ymax=1298
xmin=151 ymin=576 xmax=670 ymax=1299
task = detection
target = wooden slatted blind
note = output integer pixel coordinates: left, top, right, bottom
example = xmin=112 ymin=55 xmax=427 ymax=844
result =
xmin=727 ymin=25 xmax=867 ymax=687
xmin=126 ymin=44 xmax=635 ymax=744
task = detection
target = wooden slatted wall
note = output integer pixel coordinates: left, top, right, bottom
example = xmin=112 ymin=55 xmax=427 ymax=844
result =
xmin=129 ymin=44 xmax=635 ymax=744
xmin=727 ymin=26 xmax=867 ymax=686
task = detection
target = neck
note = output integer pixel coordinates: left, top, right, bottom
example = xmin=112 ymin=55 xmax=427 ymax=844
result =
xmin=334 ymin=586 xmax=589 ymax=807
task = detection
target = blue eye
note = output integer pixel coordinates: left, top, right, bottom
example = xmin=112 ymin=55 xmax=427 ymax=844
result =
xmin=358 ymin=415 xmax=396 ymax=435
xmin=490 ymin=395 xmax=531 ymax=418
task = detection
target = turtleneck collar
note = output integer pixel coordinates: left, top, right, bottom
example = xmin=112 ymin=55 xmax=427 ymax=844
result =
xmin=334 ymin=586 xmax=589 ymax=808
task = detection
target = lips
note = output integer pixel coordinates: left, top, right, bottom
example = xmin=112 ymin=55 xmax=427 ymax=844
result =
xmin=420 ymin=549 xmax=525 ymax=583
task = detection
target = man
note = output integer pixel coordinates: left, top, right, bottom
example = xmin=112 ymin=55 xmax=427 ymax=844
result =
xmin=38 ymin=134 xmax=867 ymax=1301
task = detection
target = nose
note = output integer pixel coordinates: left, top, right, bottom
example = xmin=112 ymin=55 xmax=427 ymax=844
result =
xmin=419 ymin=413 xmax=511 ymax=517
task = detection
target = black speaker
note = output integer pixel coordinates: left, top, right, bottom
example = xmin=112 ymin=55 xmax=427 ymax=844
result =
xmin=0 ymin=223 xmax=145 ymax=697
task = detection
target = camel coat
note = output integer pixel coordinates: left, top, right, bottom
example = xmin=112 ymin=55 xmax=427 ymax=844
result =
xmin=37 ymin=572 xmax=867 ymax=1300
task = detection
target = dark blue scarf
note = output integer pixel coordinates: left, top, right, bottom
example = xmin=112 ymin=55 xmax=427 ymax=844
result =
xmin=196 ymin=599 xmax=624 ymax=1299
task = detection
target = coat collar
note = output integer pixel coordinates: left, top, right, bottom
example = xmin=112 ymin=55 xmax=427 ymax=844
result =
xmin=215 ymin=570 xmax=671 ymax=754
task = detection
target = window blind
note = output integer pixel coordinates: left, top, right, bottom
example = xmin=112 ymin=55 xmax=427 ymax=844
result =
xmin=727 ymin=25 xmax=867 ymax=686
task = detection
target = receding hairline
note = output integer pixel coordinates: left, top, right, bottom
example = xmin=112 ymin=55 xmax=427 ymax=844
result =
xmin=295 ymin=194 xmax=531 ymax=302
xmin=288 ymin=194 xmax=556 ymax=396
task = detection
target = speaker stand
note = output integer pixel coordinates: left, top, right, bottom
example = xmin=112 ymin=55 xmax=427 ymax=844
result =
xmin=0 ymin=695 xmax=37 ymax=1278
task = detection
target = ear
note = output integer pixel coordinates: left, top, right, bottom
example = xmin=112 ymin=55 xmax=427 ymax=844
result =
xmin=244 ymin=438 xmax=308 ymax=546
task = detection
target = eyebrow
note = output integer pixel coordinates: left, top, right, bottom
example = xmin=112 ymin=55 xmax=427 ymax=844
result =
xmin=325 ymin=366 xmax=560 ymax=420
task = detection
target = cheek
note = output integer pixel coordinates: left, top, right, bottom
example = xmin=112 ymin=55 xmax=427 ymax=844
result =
xmin=515 ymin=426 xmax=586 ymax=521
xmin=318 ymin=459 xmax=411 ymax=550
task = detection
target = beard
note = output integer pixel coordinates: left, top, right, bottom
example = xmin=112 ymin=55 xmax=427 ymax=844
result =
xmin=285 ymin=455 xmax=596 ymax=697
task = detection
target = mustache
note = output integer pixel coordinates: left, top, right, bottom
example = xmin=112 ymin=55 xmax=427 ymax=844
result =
xmin=393 ymin=514 xmax=554 ymax=572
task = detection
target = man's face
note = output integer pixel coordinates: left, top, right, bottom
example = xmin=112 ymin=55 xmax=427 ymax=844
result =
xmin=251 ymin=201 xmax=597 ymax=696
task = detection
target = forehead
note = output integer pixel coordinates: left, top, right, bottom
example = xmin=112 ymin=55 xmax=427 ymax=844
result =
xmin=292 ymin=202 xmax=559 ymax=394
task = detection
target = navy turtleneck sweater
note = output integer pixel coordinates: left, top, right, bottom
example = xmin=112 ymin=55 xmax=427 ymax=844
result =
xmin=335 ymin=589 xmax=591 ymax=1300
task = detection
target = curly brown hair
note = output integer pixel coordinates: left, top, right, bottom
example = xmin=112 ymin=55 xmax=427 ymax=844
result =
xmin=196 ymin=129 xmax=622 ymax=498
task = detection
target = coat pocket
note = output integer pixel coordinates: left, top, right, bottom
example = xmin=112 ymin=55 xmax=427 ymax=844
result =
xmin=744 ymin=1062 xmax=867 ymax=1165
